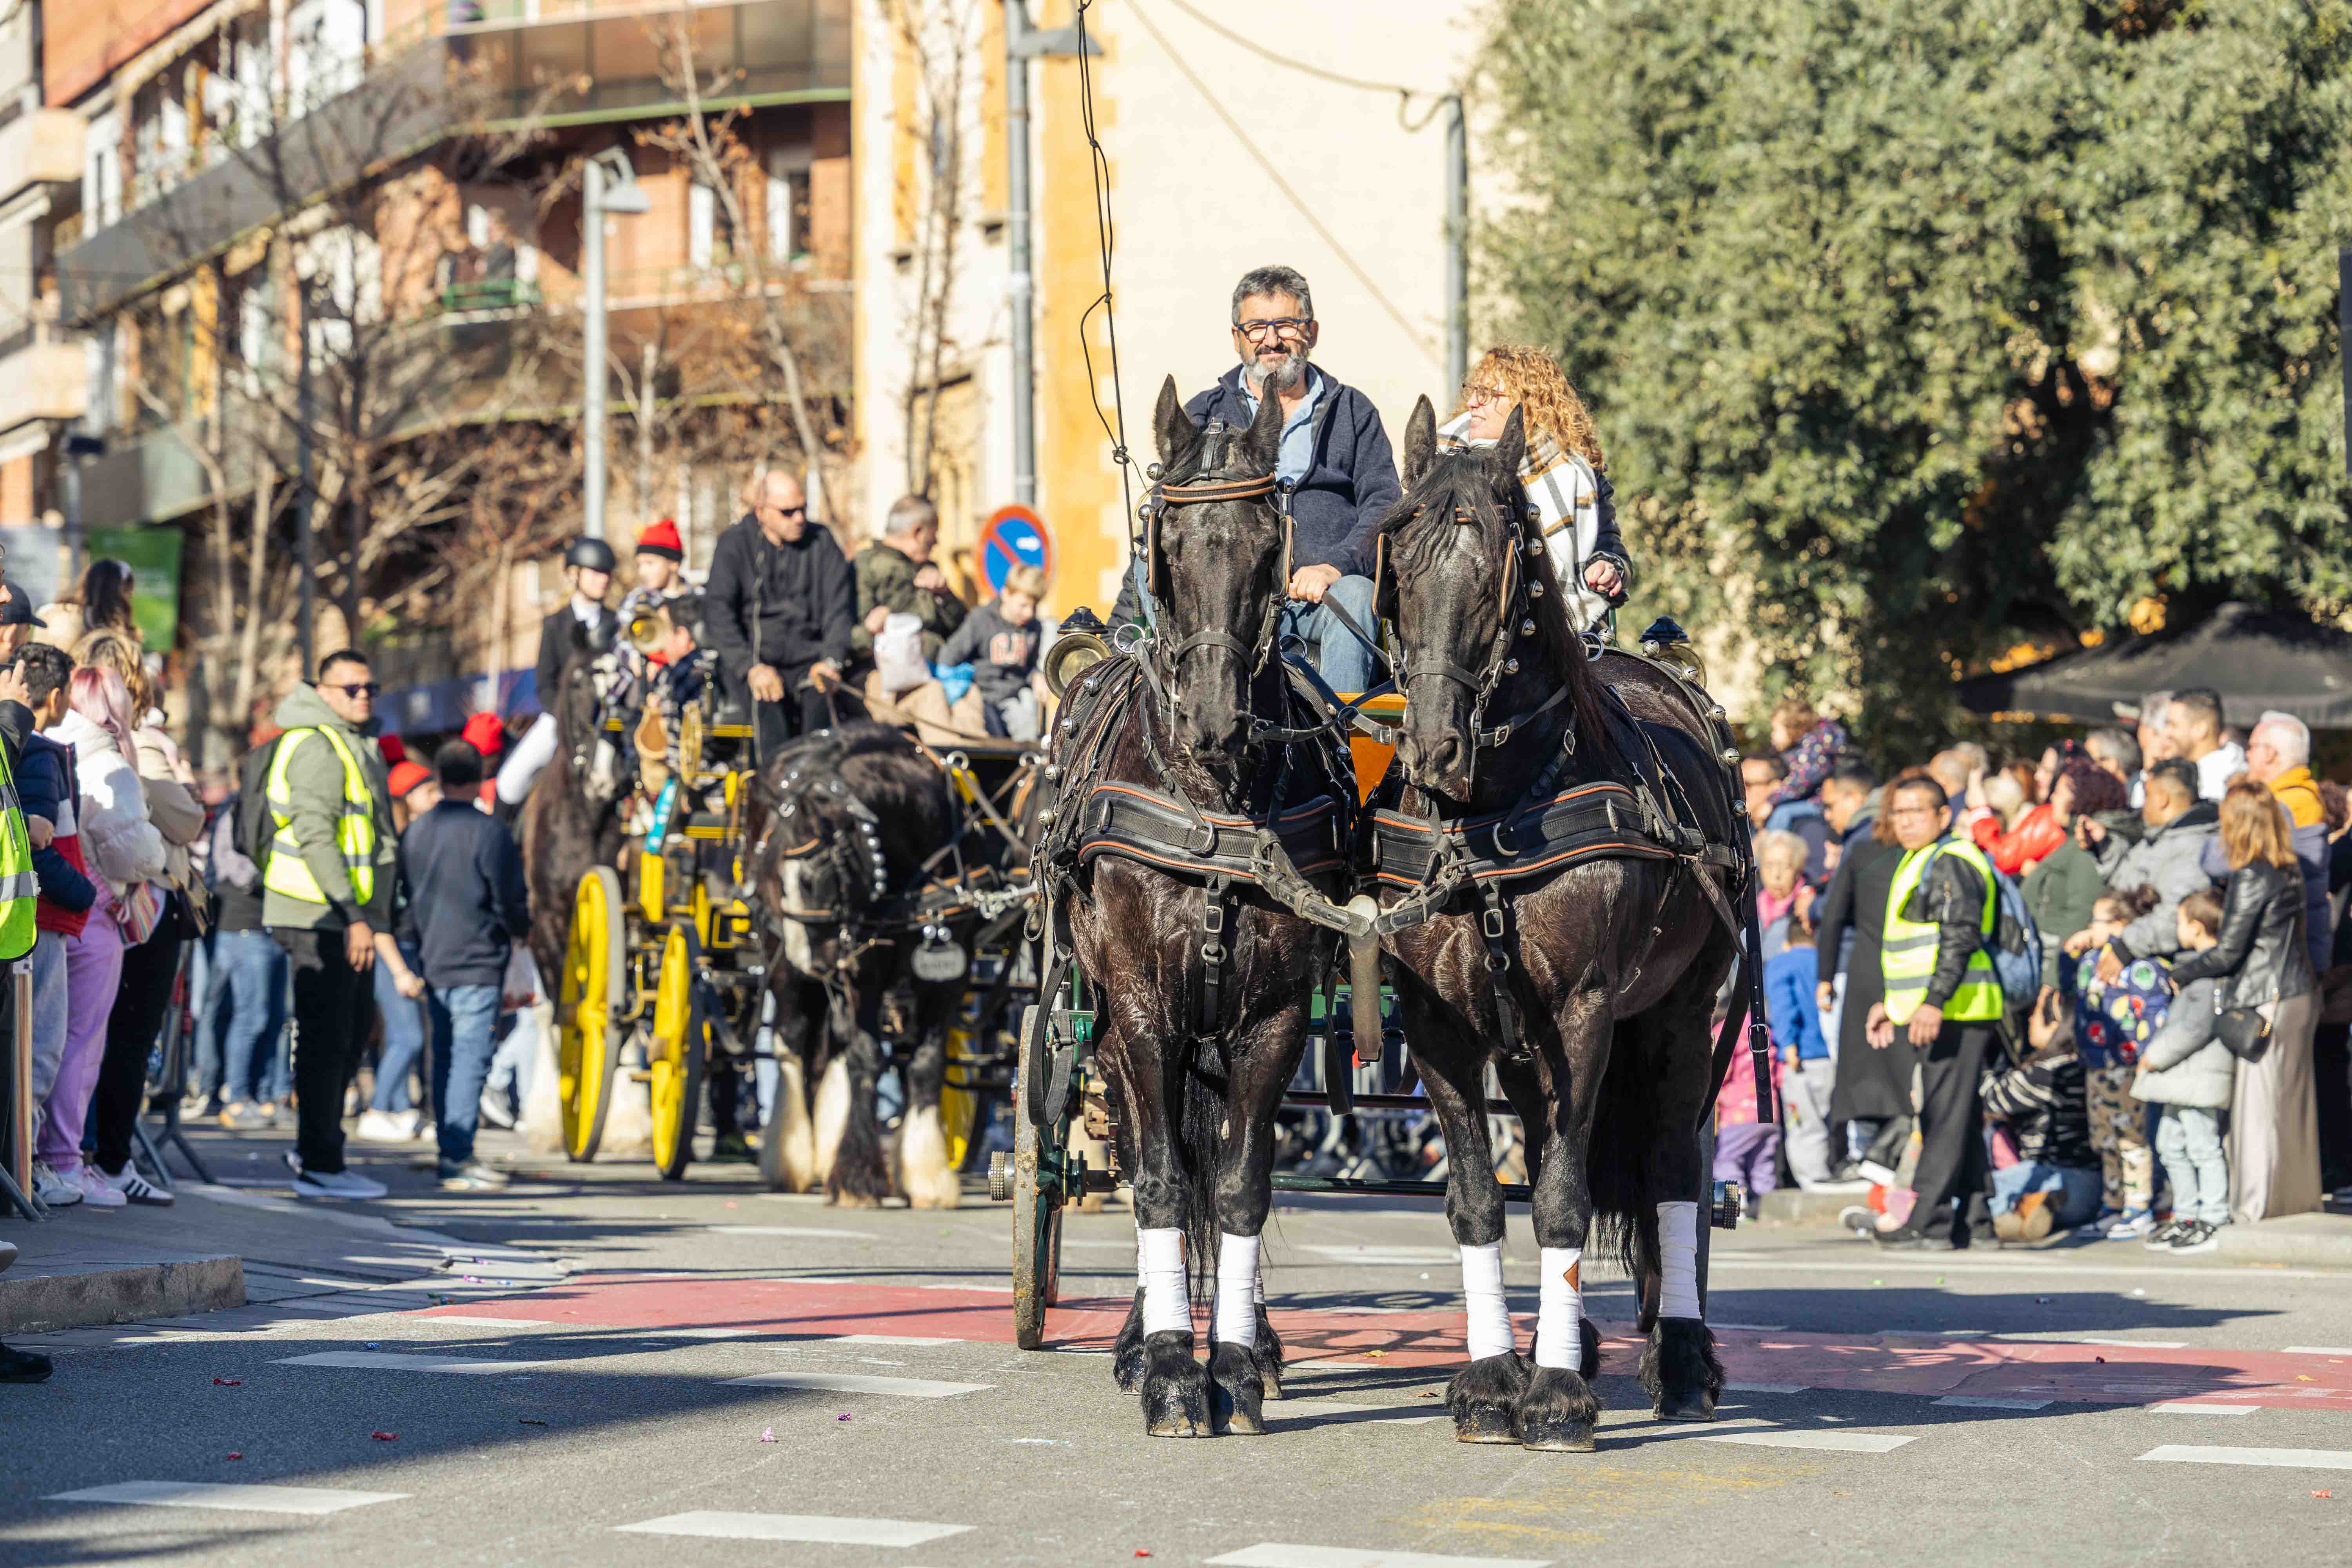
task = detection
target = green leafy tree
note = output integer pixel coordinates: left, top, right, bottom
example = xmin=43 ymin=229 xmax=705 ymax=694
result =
xmin=1481 ymin=0 xmax=2352 ymax=755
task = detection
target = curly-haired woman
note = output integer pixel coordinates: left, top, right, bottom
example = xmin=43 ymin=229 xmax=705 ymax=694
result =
xmin=1439 ymin=345 xmax=1630 ymax=635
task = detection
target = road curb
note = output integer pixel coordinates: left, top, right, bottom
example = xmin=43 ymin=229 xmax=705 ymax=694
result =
xmin=0 ymin=1254 xmax=245 ymax=1334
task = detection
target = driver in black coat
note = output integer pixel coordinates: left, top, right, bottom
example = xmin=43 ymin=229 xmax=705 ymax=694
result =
xmin=494 ymin=535 xmax=621 ymax=813
xmin=702 ymin=468 xmax=855 ymax=759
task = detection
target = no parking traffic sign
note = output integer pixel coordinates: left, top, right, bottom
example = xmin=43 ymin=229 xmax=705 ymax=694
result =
xmin=978 ymin=505 xmax=1053 ymax=596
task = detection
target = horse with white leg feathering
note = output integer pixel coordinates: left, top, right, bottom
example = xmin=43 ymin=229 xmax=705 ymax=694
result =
xmin=1362 ymin=397 xmax=1757 ymax=1451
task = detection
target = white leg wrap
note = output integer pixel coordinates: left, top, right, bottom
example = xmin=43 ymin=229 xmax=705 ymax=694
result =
xmin=1214 ymin=1232 xmax=1259 ymax=1347
xmin=1138 ymin=1226 xmax=1190 ymax=1336
xmin=1533 ymin=1247 xmax=1583 ymax=1370
xmin=1659 ymin=1200 xmax=1701 ymax=1319
xmin=1461 ymin=1243 xmax=1514 ymax=1361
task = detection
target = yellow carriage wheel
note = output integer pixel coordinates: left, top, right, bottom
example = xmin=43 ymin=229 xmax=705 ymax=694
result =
xmin=649 ymin=922 xmax=706 ymax=1181
xmin=939 ymin=1025 xmax=981 ymax=1171
xmin=558 ymin=866 xmax=628 ymax=1162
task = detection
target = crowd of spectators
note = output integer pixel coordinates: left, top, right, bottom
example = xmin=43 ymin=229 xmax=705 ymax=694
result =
xmin=1728 ymin=684 xmax=2352 ymax=1250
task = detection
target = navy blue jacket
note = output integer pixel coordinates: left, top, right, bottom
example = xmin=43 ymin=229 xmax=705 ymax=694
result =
xmin=1185 ymin=366 xmax=1401 ymax=581
xmin=394 ymin=800 xmax=531 ymax=989
xmin=15 ymin=732 xmax=97 ymax=915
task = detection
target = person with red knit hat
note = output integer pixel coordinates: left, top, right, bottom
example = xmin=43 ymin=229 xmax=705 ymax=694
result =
xmin=631 ymin=518 xmax=685 ymax=599
xmin=460 ymin=711 xmax=506 ymax=760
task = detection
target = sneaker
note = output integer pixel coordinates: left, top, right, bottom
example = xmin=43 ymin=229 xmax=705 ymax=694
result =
xmin=436 ymin=1161 xmax=510 ymax=1192
xmin=29 ymin=1161 xmax=82 ymax=1207
xmin=2143 ymin=1219 xmax=2189 ymax=1250
xmin=98 ymin=1162 xmax=174 ymax=1207
xmin=1872 ymin=1227 xmax=1952 ymax=1252
xmin=477 ymin=1089 xmax=517 ymax=1131
xmin=356 ymin=1109 xmax=422 ymax=1142
xmin=2169 ymin=1219 xmax=2222 ymax=1255
xmin=1857 ymin=1160 xmax=1900 ymax=1187
xmin=69 ymin=1162 xmax=127 ymax=1209
xmin=0 ymin=1341 xmax=52 ymax=1383
xmin=2105 ymin=1209 xmax=2155 ymax=1241
xmin=219 ymin=1102 xmax=271 ymax=1130
xmin=290 ymin=1167 xmax=388 ymax=1201
xmin=1838 ymin=1204 xmax=1877 ymax=1237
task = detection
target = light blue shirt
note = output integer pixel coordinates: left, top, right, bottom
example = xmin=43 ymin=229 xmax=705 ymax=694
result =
xmin=1239 ymin=367 xmax=1327 ymax=489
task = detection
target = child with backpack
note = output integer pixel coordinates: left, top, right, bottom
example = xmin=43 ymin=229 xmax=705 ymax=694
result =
xmin=2132 ymin=888 xmax=2234 ymax=1254
xmin=2073 ymin=885 xmax=2167 ymax=1238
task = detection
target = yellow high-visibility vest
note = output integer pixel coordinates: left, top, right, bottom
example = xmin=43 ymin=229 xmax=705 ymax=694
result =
xmin=0 ymin=741 xmax=37 ymax=961
xmin=1881 ymin=836 xmax=2003 ymax=1024
xmin=262 ymin=726 xmax=377 ymax=907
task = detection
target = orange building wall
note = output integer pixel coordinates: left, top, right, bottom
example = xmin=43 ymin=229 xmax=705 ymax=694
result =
xmin=45 ymin=0 xmax=216 ymax=106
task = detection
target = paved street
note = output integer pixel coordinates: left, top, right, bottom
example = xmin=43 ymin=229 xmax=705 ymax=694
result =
xmin=6 ymin=1133 xmax=2352 ymax=1566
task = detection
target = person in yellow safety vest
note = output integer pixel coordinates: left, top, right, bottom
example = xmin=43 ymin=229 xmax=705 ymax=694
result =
xmin=1862 ymin=773 xmax=2006 ymax=1251
xmin=263 ymin=649 xmax=401 ymax=1202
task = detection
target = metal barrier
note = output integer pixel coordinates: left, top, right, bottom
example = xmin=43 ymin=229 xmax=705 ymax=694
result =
xmin=3 ymin=961 xmax=45 ymax=1220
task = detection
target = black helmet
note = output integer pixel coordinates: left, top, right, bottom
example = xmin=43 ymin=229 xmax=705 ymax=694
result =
xmin=564 ymin=536 xmax=619 ymax=574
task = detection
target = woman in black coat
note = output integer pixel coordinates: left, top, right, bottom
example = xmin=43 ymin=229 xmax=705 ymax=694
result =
xmin=2167 ymin=781 xmax=2321 ymax=1221
xmin=1816 ymin=813 xmax=1913 ymax=1174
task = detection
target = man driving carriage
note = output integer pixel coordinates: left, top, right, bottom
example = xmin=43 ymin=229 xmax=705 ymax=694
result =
xmin=704 ymin=468 xmax=857 ymax=758
xmin=1113 ymin=264 xmax=1398 ymax=696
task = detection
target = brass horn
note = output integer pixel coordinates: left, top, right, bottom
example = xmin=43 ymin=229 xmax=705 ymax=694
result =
xmin=626 ymin=606 xmax=671 ymax=657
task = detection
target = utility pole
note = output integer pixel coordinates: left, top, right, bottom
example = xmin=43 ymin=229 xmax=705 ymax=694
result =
xmin=295 ymin=278 xmax=314 ymax=673
xmin=1444 ymin=93 xmax=1467 ymax=398
xmin=2340 ymin=249 xmax=2350 ymax=477
xmin=1003 ymin=2 xmax=1098 ymax=510
xmin=580 ymin=148 xmax=650 ymax=540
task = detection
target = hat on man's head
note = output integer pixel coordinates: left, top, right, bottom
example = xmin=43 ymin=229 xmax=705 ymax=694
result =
xmin=0 ymin=584 xmax=47 ymax=628
xmin=636 ymin=517 xmax=684 ymax=562
xmin=378 ymin=733 xmax=408 ymax=766
xmin=388 ymin=760 xmax=434 ymax=799
xmin=461 ymin=711 xmax=507 ymax=758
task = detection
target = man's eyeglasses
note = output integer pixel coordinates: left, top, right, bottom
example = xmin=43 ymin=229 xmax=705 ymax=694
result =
xmin=327 ymin=681 xmax=380 ymax=698
xmin=1234 ymin=318 xmax=1310 ymax=342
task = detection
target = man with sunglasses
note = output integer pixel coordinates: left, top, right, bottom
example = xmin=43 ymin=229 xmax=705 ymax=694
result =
xmin=1169 ymin=264 xmax=1399 ymax=695
xmin=704 ymin=468 xmax=856 ymax=757
xmin=263 ymin=650 xmax=399 ymax=1200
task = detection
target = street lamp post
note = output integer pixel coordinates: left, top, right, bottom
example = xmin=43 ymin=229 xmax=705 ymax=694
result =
xmin=581 ymin=148 xmax=650 ymax=540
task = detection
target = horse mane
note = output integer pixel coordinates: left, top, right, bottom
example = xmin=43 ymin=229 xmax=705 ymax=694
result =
xmin=1378 ymin=448 xmax=1617 ymax=773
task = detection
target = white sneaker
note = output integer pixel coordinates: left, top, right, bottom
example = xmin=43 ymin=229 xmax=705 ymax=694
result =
xmin=478 ymin=1089 xmax=517 ymax=1130
xmin=291 ymin=1167 xmax=388 ymax=1201
xmin=99 ymin=1162 xmax=174 ymax=1206
xmin=356 ymin=1109 xmax=421 ymax=1142
xmin=69 ymin=1162 xmax=128 ymax=1209
xmin=29 ymin=1161 xmax=81 ymax=1207
xmin=2105 ymin=1208 xmax=2156 ymax=1240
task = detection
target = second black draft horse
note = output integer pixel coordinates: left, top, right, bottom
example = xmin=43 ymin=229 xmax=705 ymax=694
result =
xmin=1373 ymin=399 xmax=1746 ymax=1452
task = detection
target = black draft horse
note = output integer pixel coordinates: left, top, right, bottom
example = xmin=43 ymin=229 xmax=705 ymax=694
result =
xmin=1375 ymin=400 xmax=1742 ymax=1452
xmin=1063 ymin=378 xmax=1339 ymax=1437
xmin=519 ymin=622 xmax=630 ymax=993
xmin=741 ymin=722 xmax=970 ymax=1208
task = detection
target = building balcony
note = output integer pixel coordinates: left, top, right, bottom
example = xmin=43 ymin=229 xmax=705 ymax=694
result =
xmin=0 ymin=341 xmax=89 ymax=434
xmin=56 ymin=0 xmax=849 ymax=325
xmin=0 ymin=111 xmax=86 ymax=209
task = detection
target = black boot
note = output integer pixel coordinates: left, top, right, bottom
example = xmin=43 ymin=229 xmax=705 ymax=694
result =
xmin=0 ymin=1341 xmax=53 ymax=1383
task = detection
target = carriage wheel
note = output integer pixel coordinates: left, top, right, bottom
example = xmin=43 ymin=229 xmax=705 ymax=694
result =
xmin=1010 ymin=1004 xmax=1065 ymax=1350
xmin=650 ymin=922 xmax=707 ymax=1181
xmin=558 ymin=866 xmax=628 ymax=1162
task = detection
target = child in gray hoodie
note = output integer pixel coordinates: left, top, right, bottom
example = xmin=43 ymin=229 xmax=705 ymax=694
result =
xmin=2132 ymin=888 xmax=2235 ymax=1254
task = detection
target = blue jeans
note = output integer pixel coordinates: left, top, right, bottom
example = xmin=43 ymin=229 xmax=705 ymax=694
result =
xmin=428 ymin=982 xmax=503 ymax=1167
xmin=1278 ymin=574 xmax=1379 ymax=695
xmin=189 ymin=929 xmax=221 ymax=1100
xmin=2154 ymin=1105 xmax=2230 ymax=1225
xmin=370 ymin=939 xmax=428 ymax=1113
xmin=1990 ymin=1161 xmax=2103 ymax=1229
xmin=213 ymin=927 xmax=290 ymax=1105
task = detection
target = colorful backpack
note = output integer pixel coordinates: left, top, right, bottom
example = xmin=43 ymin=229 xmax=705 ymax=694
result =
xmin=2074 ymin=947 xmax=2172 ymax=1069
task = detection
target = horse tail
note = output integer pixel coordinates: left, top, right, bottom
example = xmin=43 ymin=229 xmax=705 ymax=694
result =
xmin=1586 ymin=1018 xmax=1660 ymax=1289
xmin=1175 ymin=1042 xmax=1228 ymax=1303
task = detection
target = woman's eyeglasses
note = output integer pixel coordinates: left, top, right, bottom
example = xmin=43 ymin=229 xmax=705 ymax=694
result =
xmin=1462 ymin=383 xmax=1510 ymax=408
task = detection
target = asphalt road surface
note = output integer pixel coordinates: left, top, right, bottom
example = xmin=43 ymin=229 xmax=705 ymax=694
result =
xmin=7 ymin=1153 xmax=2352 ymax=1566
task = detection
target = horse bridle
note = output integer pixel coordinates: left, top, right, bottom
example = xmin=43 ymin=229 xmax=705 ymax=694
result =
xmin=1143 ymin=466 xmax=1287 ymax=698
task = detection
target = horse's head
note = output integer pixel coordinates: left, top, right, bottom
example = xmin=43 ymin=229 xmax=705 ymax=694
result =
xmin=1380 ymin=397 xmax=1565 ymax=802
xmin=1147 ymin=374 xmax=1288 ymax=771
xmin=554 ymin=622 xmax=625 ymax=808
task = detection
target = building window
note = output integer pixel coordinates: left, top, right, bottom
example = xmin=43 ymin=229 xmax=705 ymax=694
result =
xmin=84 ymin=110 xmax=123 ymax=231
xmin=689 ymin=180 xmax=735 ymax=270
xmin=287 ymin=0 xmax=369 ymax=116
xmin=766 ymin=149 xmax=810 ymax=263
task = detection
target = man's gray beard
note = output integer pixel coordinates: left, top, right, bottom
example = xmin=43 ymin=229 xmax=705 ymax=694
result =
xmin=1245 ymin=348 xmax=1308 ymax=394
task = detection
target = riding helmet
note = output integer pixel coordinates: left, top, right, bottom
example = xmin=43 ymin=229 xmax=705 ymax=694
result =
xmin=564 ymin=536 xmax=619 ymax=574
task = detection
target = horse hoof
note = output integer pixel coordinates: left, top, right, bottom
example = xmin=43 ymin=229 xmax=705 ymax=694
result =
xmin=1654 ymin=1389 xmax=1717 ymax=1423
xmin=1454 ymin=1409 xmax=1521 ymax=1445
xmin=827 ymin=1191 xmax=884 ymax=1210
xmin=1519 ymin=1424 xmax=1599 ymax=1453
xmin=1141 ymin=1332 xmax=1209 ymax=1437
xmin=1209 ymin=1343 xmax=1266 ymax=1435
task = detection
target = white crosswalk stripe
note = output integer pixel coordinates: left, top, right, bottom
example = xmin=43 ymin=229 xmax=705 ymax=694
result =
xmin=722 ymin=1371 xmax=991 ymax=1396
xmin=1700 ymin=1430 xmax=1915 ymax=1454
xmin=47 ymin=1481 xmax=407 ymax=1515
xmin=1207 ymin=1546 xmax=1552 ymax=1568
xmin=2138 ymin=1445 xmax=2352 ymax=1470
xmin=274 ymin=1352 xmax=552 ymax=1374
xmin=2152 ymin=1403 xmax=2260 ymax=1416
xmin=614 ymin=1512 xmax=972 ymax=1544
xmin=831 ymin=1334 xmax=965 ymax=1346
xmin=1934 ymin=1396 xmax=2050 ymax=1410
